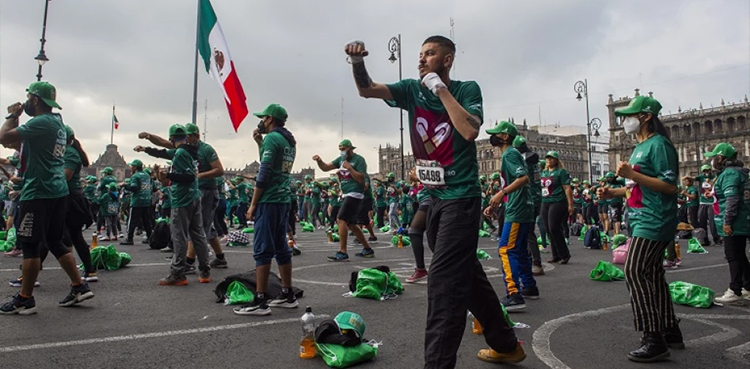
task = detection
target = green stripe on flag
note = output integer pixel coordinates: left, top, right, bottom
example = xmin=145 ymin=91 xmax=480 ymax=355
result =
xmin=198 ymin=0 xmax=218 ymax=73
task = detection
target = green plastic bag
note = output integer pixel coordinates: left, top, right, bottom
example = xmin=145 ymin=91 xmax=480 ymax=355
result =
xmin=351 ymin=269 xmax=388 ymax=300
xmin=362 ymin=228 xmax=369 ymax=234
xmin=155 ymin=217 xmax=170 ymax=225
xmin=118 ymin=252 xmax=131 ymax=268
xmin=482 ymin=222 xmax=489 ymax=231
xmin=232 ymin=215 xmax=239 ymax=225
xmin=669 ymin=281 xmax=714 ymax=308
xmin=600 ymin=232 xmax=610 ymax=244
xmin=90 ymin=245 xmax=124 ymax=271
xmin=579 ymin=225 xmax=588 ymax=241
xmin=379 ymin=225 xmax=390 ymax=233
xmin=331 ymin=233 xmax=340 ymax=242
xmin=316 ymin=342 xmax=378 ymax=368
xmin=612 ymin=234 xmax=627 ymax=248
xmin=390 ymin=235 xmax=411 ymax=246
xmin=242 ymin=227 xmax=254 ymax=234
xmin=589 ymin=260 xmax=625 ymax=281
xmin=0 ymin=230 xmax=6 ymax=241
xmin=386 ymin=271 xmax=404 ymax=296
xmin=476 ymin=249 xmax=492 ymax=260
xmin=688 ymin=238 xmax=707 ymax=254
xmin=478 ymin=230 xmax=490 ymax=238
xmin=7 ymin=227 xmax=16 ymax=246
xmin=225 ymin=281 xmax=254 ymax=305
xmin=302 ymin=224 xmax=314 ymax=232
xmin=0 ymin=240 xmax=12 ymax=252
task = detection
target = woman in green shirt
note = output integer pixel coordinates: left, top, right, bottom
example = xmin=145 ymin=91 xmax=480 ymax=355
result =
xmin=704 ymin=143 xmax=750 ymax=305
xmin=540 ymin=150 xmax=573 ymax=264
xmin=598 ymin=95 xmax=681 ymax=362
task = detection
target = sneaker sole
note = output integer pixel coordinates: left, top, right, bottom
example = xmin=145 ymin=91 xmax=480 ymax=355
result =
xmin=504 ymin=304 xmax=527 ymax=312
xmin=159 ymin=280 xmax=189 ymax=286
xmin=268 ymin=301 xmax=299 ymax=308
xmin=85 ymin=278 xmax=99 ymax=283
xmin=405 ymin=276 xmax=428 ymax=283
xmin=60 ymin=291 xmax=95 ymax=307
xmin=477 ymin=351 xmax=526 ymax=364
xmin=523 ymin=295 xmax=540 ymax=300
xmin=199 ymin=277 xmax=211 ymax=283
xmin=233 ymin=308 xmax=271 ymax=316
xmin=714 ymin=299 xmax=745 ymax=305
xmin=327 ymin=258 xmax=350 ymax=262
xmin=0 ymin=307 xmax=37 ymax=315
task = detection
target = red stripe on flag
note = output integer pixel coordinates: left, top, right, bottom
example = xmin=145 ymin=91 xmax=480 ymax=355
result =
xmin=223 ymin=62 xmax=248 ymax=132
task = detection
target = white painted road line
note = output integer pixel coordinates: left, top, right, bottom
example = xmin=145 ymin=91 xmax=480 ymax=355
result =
xmin=0 ymin=315 xmax=329 ymax=353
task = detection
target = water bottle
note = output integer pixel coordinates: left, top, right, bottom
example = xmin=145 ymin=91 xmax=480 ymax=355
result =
xmin=92 ymin=232 xmax=98 ymax=249
xmin=467 ymin=312 xmax=482 ymax=334
xmin=397 ymin=234 xmax=403 ymax=248
xmin=327 ymin=230 xmax=333 ymax=243
xmin=299 ymin=306 xmax=316 ymax=359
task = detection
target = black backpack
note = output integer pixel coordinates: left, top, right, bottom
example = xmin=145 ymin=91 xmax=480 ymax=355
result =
xmin=314 ymin=319 xmax=362 ymax=347
xmin=584 ymin=226 xmax=601 ymax=249
xmin=149 ymin=221 xmax=171 ymax=250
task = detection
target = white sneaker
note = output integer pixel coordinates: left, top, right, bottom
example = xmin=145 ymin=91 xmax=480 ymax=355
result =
xmin=742 ymin=288 xmax=750 ymax=300
xmin=715 ymin=288 xmax=745 ymax=305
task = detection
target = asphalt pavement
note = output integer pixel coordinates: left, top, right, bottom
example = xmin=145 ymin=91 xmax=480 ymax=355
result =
xmin=0 ymin=227 xmax=748 ymax=369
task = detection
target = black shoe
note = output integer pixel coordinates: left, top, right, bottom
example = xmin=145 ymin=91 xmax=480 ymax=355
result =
xmin=521 ymin=286 xmax=540 ymax=300
xmin=0 ymin=293 xmax=36 ymax=315
xmin=268 ymin=290 xmax=299 ymax=309
xmin=559 ymin=256 xmax=571 ymax=265
xmin=120 ymin=240 xmax=134 ymax=246
xmin=355 ymin=248 xmax=375 ymax=258
xmin=663 ymin=321 xmax=685 ymax=349
xmin=627 ymin=333 xmax=670 ymax=362
xmin=233 ymin=295 xmax=270 ymax=316
xmin=209 ymin=258 xmax=228 ymax=269
xmin=367 ymin=236 xmax=378 ymax=243
xmin=59 ymin=282 xmax=95 ymax=307
xmin=501 ymin=293 xmax=526 ymax=312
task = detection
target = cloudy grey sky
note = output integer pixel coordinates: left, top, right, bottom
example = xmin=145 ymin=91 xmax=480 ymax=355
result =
xmin=1 ymin=0 xmax=748 ymax=173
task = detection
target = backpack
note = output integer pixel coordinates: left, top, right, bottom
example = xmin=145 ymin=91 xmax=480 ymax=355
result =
xmin=612 ymin=237 xmax=630 ymax=264
xmin=149 ymin=221 xmax=171 ymax=250
xmin=348 ymin=266 xmax=403 ymax=300
xmin=692 ymin=228 xmax=707 ymax=245
xmin=570 ymin=222 xmax=584 ymax=237
xmin=584 ymin=225 xmax=601 ymax=249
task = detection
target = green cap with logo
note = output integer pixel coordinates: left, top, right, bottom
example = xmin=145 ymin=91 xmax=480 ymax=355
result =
xmin=339 ymin=139 xmax=355 ymax=149
xmin=704 ymin=142 xmax=737 ymax=159
xmin=614 ymin=95 xmax=662 ymax=117
xmin=27 ymin=81 xmax=62 ymax=109
xmin=129 ymin=159 xmax=143 ymax=168
xmin=185 ymin=123 xmax=200 ymax=135
xmin=486 ymin=121 xmax=517 ymax=136
xmin=86 ymin=175 xmax=97 ymax=183
xmin=335 ymin=311 xmax=365 ymax=339
xmin=253 ymin=103 xmax=288 ymax=122
xmin=64 ymin=125 xmax=75 ymax=140
xmin=605 ymin=171 xmax=615 ymax=178
xmin=103 ymin=167 xmax=114 ymax=175
xmin=700 ymin=164 xmax=712 ymax=172
xmin=169 ymin=124 xmax=187 ymax=138
xmin=545 ymin=150 xmax=559 ymax=159
xmin=512 ymin=135 xmax=526 ymax=148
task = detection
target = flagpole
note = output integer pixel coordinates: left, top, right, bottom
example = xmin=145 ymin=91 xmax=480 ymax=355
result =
xmin=111 ymin=104 xmax=115 ymax=145
xmin=190 ymin=0 xmax=200 ymax=125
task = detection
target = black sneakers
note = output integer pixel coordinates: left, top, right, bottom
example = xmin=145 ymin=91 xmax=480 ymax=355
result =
xmin=59 ymin=282 xmax=95 ymax=307
xmin=628 ymin=332 xmax=670 ymax=362
xmin=233 ymin=295 xmax=271 ymax=316
xmin=209 ymin=258 xmax=228 ymax=269
xmin=502 ymin=293 xmax=527 ymax=312
xmin=268 ymin=290 xmax=299 ymax=309
xmin=0 ymin=293 xmax=36 ymax=315
xmin=355 ymin=248 xmax=375 ymax=258
xmin=521 ymin=286 xmax=540 ymax=300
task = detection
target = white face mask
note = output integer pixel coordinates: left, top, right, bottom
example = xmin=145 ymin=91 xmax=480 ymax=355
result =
xmin=623 ymin=116 xmax=641 ymax=134
xmin=340 ymin=150 xmax=348 ymax=159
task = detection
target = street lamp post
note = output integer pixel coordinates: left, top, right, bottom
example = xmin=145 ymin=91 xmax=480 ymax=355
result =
xmin=35 ymin=0 xmax=52 ymax=81
xmin=388 ymin=35 xmax=404 ymax=181
xmin=588 ymin=117 xmax=602 ymax=178
xmin=575 ymin=79 xmax=594 ymax=182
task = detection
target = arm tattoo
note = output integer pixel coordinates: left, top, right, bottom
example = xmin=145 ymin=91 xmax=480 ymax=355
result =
xmin=352 ymin=62 xmax=373 ymax=89
xmin=466 ymin=116 xmax=481 ymax=130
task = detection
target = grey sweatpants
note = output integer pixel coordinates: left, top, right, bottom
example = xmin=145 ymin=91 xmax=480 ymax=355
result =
xmin=171 ymin=197 xmax=210 ymax=276
xmin=389 ymin=202 xmax=400 ymax=229
xmin=201 ymin=188 xmax=219 ymax=242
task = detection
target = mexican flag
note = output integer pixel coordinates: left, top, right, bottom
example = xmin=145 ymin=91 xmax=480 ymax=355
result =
xmin=198 ymin=0 xmax=248 ymax=132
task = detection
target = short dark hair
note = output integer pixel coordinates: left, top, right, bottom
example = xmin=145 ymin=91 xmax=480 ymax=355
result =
xmin=422 ymin=35 xmax=456 ymax=54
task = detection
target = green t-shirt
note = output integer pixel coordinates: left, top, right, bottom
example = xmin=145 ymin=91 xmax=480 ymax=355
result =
xmin=501 ymin=148 xmax=534 ymax=223
xmin=363 ymin=174 xmax=374 ymax=200
xmin=128 ymin=170 xmax=153 ymax=207
xmin=526 ymin=158 xmax=542 ymax=207
xmin=161 ymin=186 xmax=172 ymax=209
xmin=84 ymin=184 xmax=97 ymax=201
xmin=332 ymin=153 xmax=367 ymax=195
xmin=227 ymin=187 xmax=238 ymax=207
xmin=258 ymin=131 xmax=295 ymax=204
xmin=625 ymin=134 xmax=678 ymax=242
xmin=63 ymin=146 xmax=82 ymax=192
xmin=98 ymin=191 xmax=119 ymax=217
xmin=375 ymin=186 xmax=387 ymax=207
xmin=196 ymin=141 xmax=220 ymax=189
xmin=385 ymin=79 xmax=483 ymax=200
xmin=237 ymin=182 xmax=249 ymax=204
xmin=540 ymin=168 xmax=570 ymax=203
xmin=685 ymin=186 xmax=699 ymax=207
xmin=714 ymin=167 xmax=750 ymax=236
xmin=170 ymin=147 xmax=200 ymax=208
xmin=303 ymin=182 xmax=313 ymax=201
xmin=9 ymin=156 xmax=23 ymax=191
xmin=481 ymin=182 xmax=490 ymax=207
xmin=329 ymin=188 xmax=342 ymax=207
xmin=311 ymin=186 xmax=321 ymax=206
xmin=387 ymin=181 xmax=400 ymax=204
xmin=695 ymin=174 xmax=716 ymax=205
xmin=16 ymin=113 xmax=69 ymax=200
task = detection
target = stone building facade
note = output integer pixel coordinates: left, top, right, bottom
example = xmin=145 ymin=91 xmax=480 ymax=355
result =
xmin=87 ymin=144 xmax=131 ymax=181
xmin=607 ymin=90 xmax=750 ymax=177
xmin=223 ymin=161 xmax=314 ymax=183
xmin=378 ymin=122 xmax=591 ymax=181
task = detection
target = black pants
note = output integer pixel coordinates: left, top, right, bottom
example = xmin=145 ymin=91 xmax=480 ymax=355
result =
xmin=62 ymin=193 xmax=94 ymax=273
xmin=424 ymin=197 xmax=517 ymax=369
xmin=376 ymin=206 xmax=387 ymax=229
xmin=624 ymin=237 xmax=677 ymax=332
xmin=698 ymin=204 xmax=720 ymax=243
xmin=214 ymin=199 xmax=228 ymax=237
xmin=678 ymin=206 xmax=688 ymax=224
xmin=724 ymin=235 xmax=750 ymax=295
xmin=228 ymin=205 xmax=237 ymax=226
xmin=329 ymin=206 xmax=340 ymax=227
xmin=127 ymin=206 xmax=153 ymax=240
xmin=237 ymin=202 xmax=249 ymax=228
xmin=527 ymin=204 xmax=542 ymax=265
xmin=541 ymin=200 xmax=570 ymax=261
xmin=687 ymin=206 xmax=699 ymax=229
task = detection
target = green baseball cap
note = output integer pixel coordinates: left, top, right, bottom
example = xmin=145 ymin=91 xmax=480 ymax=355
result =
xmin=103 ymin=167 xmax=114 ymax=174
xmin=387 ymin=172 xmax=395 ymax=179
xmin=614 ymin=95 xmax=662 ymax=117
xmin=86 ymin=176 xmax=97 ymax=183
xmin=339 ymin=139 xmax=355 ymax=149
xmin=144 ymin=167 xmax=153 ymax=175
xmin=700 ymin=164 xmax=712 ymax=172
xmin=335 ymin=311 xmax=365 ymax=339
xmin=129 ymin=159 xmax=143 ymax=168
xmin=185 ymin=123 xmax=200 ymax=135
xmin=304 ymin=175 xmax=312 ymax=180
xmin=253 ymin=103 xmax=288 ymax=122
xmin=486 ymin=121 xmax=517 ymax=136
xmin=597 ymin=176 xmax=606 ymax=182
xmin=605 ymin=171 xmax=615 ymax=178
xmin=545 ymin=150 xmax=559 ymax=159
xmin=169 ymin=124 xmax=187 ymax=137
xmin=479 ymin=175 xmax=486 ymax=181
xmin=572 ymin=178 xmax=579 ymax=183
xmin=704 ymin=142 xmax=737 ymax=158
xmin=107 ymin=183 xmax=118 ymax=190
xmin=512 ymin=135 xmax=526 ymax=148
xmin=490 ymin=172 xmax=500 ymax=180
xmin=295 ymin=180 xmax=302 ymax=185
xmin=64 ymin=125 xmax=75 ymax=140
xmin=27 ymin=81 xmax=62 ymax=109
xmin=583 ymin=180 xmax=591 ymax=185
xmin=234 ymin=176 xmax=244 ymax=182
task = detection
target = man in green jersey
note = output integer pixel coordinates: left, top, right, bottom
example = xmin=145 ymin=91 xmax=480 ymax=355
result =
xmin=345 ymin=36 xmax=523 ymax=367
xmin=696 ymin=164 xmax=721 ymax=245
xmin=120 ymin=159 xmax=153 ymax=245
xmin=374 ymin=178 xmax=387 ymax=229
xmin=0 ymin=81 xmax=94 ymax=315
xmin=315 ymin=139 xmax=374 ymax=261
xmin=234 ymin=104 xmax=298 ymax=316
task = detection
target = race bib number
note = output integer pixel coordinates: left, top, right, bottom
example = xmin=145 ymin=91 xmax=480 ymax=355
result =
xmin=416 ymin=160 xmax=445 ymax=188
xmin=107 ymin=203 xmax=119 ymax=214
xmin=541 ymin=177 xmax=553 ymax=197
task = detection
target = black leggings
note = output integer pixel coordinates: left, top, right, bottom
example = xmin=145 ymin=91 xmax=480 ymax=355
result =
xmin=329 ymin=206 xmax=340 ymax=227
xmin=724 ymin=235 xmax=750 ymax=295
xmin=541 ymin=200 xmax=570 ymax=261
xmin=409 ymin=206 xmax=428 ymax=269
xmin=376 ymin=206 xmax=387 ymax=229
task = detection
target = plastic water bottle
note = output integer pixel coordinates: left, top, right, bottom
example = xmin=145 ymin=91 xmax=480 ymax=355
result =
xmin=397 ymin=234 xmax=403 ymax=248
xmin=327 ymin=230 xmax=334 ymax=243
xmin=92 ymin=232 xmax=98 ymax=249
xmin=467 ymin=312 xmax=483 ymax=334
xmin=299 ymin=306 xmax=316 ymax=359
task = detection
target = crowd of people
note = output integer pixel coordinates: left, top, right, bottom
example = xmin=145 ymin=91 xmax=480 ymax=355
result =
xmin=0 ymin=35 xmax=748 ymax=369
